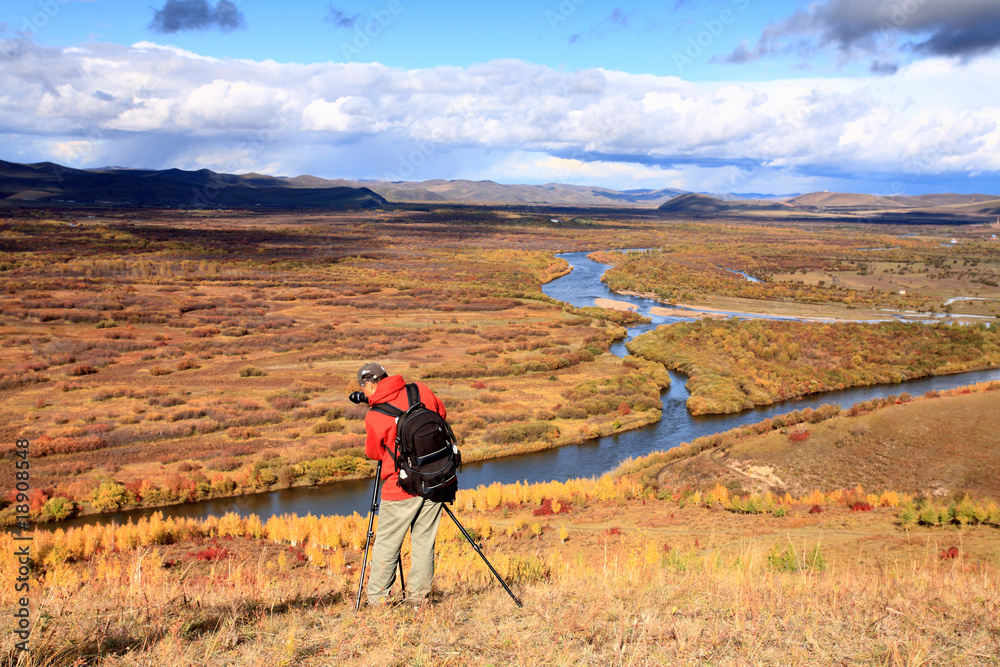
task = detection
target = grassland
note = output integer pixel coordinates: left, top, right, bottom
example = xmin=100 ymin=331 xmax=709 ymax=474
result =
xmin=0 ymin=208 xmax=670 ymax=524
xmin=595 ymin=221 xmax=1000 ymax=321
xmin=3 ymin=384 xmax=998 ymax=666
xmin=3 ymin=208 xmax=1000 ymax=527
xmin=626 ymin=317 xmax=1000 ymax=414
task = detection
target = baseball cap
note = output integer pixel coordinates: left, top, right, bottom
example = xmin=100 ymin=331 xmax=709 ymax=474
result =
xmin=357 ymin=362 xmax=387 ymax=385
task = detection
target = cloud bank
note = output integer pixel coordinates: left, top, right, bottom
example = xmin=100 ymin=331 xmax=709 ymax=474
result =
xmin=0 ymin=38 xmax=997 ymax=192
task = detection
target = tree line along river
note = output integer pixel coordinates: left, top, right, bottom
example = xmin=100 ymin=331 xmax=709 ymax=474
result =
xmin=48 ymin=251 xmax=1000 ymax=530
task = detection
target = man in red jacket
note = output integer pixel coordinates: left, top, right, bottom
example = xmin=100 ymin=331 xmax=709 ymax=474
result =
xmin=359 ymin=362 xmax=447 ymax=607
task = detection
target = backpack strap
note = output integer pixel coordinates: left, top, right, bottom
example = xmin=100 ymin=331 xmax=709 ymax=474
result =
xmin=369 ymin=402 xmax=403 ymax=418
xmin=368 ymin=383 xmax=420 ymax=418
xmin=367 ymin=383 xmax=421 ymax=465
xmin=405 ymin=383 xmax=421 ymax=408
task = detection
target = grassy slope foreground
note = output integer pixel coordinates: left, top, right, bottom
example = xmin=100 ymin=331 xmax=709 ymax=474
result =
xmin=651 ymin=383 xmax=1000 ymax=500
xmin=2 ymin=385 xmax=998 ymax=666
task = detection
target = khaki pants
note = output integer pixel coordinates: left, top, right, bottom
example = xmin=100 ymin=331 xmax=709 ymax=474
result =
xmin=367 ymin=495 xmax=443 ymax=605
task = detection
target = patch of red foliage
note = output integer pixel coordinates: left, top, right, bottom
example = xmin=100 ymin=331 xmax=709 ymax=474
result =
xmin=809 ymin=505 xmax=823 ymax=514
xmin=194 ymin=545 xmax=230 ymax=561
xmin=850 ymin=502 xmax=874 ymax=512
xmin=789 ymin=427 xmax=810 ymax=442
xmin=939 ymin=546 xmax=960 ymax=560
xmin=605 ymin=526 xmax=622 ymax=536
xmin=533 ymin=498 xmax=573 ymax=516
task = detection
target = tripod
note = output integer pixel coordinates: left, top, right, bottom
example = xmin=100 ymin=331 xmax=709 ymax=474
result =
xmin=443 ymin=503 xmax=522 ymax=608
xmin=355 ymin=461 xmax=405 ymax=611
xmin=355 ymin=469 xmax=523 ymax=609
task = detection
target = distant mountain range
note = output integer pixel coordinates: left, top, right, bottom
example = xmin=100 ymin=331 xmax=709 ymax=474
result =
xmin=1 ymin=160 xmax=998 ymax=217
xmin=657 ymin=191 xmax=1000 ymax=218
xmin=0 ymin=160 xmax=387 ymax=208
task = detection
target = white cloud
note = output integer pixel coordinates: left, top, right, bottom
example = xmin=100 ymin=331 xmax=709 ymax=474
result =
xmin=490 ymin=153 xmax=685 ymax=189
xmin=0 ymin=38 xmax=997 ymax=190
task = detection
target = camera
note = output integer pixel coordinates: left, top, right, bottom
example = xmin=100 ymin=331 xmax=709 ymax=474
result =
xmin=349 ymin=391 xmax=368 ymax=405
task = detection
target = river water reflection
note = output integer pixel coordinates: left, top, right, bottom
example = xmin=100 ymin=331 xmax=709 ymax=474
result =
xmin=54 ymin=251 xmax=1000 ymax=529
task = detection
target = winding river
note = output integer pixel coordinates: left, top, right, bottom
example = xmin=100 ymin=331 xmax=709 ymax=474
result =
xmin=53 ymin=251 xmax=1000 ymax=529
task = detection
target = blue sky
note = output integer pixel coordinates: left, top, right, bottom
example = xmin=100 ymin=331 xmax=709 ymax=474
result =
xmin=3 ymin=0 xmax=793 ymax=79
xmin=2 ymin=0 xmax=999 ymax=195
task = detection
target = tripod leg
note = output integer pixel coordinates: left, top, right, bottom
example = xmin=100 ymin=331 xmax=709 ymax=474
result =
xmin=355 ymin=461 xmax=383 ymax=611
xmin=443 ymin=504 xmax=523 ymax=608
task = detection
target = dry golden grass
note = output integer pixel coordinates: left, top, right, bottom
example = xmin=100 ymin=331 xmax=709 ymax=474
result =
xmin=3 ymin=490 xmax=998 ymax=666
xmin=5 ymin=380 xmax=1000 ymax=666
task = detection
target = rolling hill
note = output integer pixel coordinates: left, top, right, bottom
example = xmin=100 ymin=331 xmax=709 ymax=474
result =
xmin=657 ymin=193 xmax=793 ymax=216
xmin=0 ymin=160 xmax=387 ymax=208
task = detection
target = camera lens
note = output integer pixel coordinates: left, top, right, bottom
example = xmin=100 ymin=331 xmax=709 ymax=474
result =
xmin=349 ymin=391 xmax=368 ymax=405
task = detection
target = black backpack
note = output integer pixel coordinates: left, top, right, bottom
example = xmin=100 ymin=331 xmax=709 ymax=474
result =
xmin=370 ymin=384 xmax=461 ymax=503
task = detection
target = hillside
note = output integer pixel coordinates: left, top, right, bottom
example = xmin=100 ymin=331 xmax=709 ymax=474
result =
xmin=319 ymin=178 xmax=688 ymax=206
xmin=657 ymin=193 xmax=792 ymax=216
xmin=654 ymin=386 xmax=1000 ymax=500
xmin=3 ymin=384 xmax=998 ymax=666
xmin=786 ymin=191 xmax=907 ymax=209
xmin=786 ymin=190 xmax=1000 ymax=214
xmin=0 ymin=160 xmax=387 ymax=208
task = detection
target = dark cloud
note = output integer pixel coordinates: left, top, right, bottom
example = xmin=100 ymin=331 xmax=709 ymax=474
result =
xmin=870 ymin=60 xmax=899 ymax=75
xmin=720 ymin=0 xmax=1000 ymax=66
xmin=325 ymin=6 xmax=361 ymax=29
xmin=553 ymin=150 xmax=762 ymax=171
xmin=149 ymin=0 xmax=247 ymax=34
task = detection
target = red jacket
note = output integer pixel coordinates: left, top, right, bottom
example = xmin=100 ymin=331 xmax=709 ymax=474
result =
xmin=364 ymin=375 xmax=447 ymax=501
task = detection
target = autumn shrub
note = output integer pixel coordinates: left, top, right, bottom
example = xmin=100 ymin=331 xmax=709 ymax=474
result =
xmin=194 ymin=545 xmax=230 ymax=561
xmin=313 ymin=420 xmax=343 ymax=434
xmin=89 ymin=481 xmax=132 ymax=512
xmin=768 ymin=544 xmax=827 ymax=573
xmin=484 ymin=421 xmax=556 ymax=444
xmin=939 ymin=546 xmax=960 ymax=560
xmin=533 ymin=498 xmax=572 ymax=516
xmin=40 ymin=497 xmax=75 ymax=521
xmin=788 ymin=427 xmax=810 ymax=442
